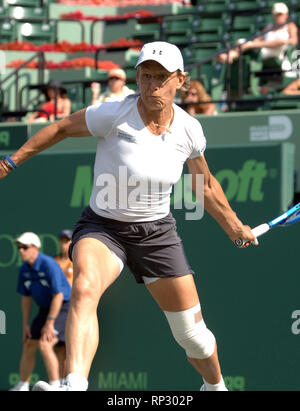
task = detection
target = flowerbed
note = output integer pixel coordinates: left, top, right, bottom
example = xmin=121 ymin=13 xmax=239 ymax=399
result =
xmin=60 ymin=9 xmax=156 ymax=21
xmin=0 ymin=39 xmax=143 ymax=52
xmin=6 ymin=57 xmax=120 ymax=70
xmin=57 ymin=0 xmax=181 ymax=5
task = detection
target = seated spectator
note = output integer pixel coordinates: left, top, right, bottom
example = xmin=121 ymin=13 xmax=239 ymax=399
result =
xmin=27 ymin=80 xmax=71 ymax=123
xmin=180 ymin=80 xmax=216 ymax=115
xmin=282 ymin=78 xmax=300 ymax=94
xmin=217 ymin=2 xmax=298 ymax=65
xmin=90 ymin=68 xmax=135 ymax=105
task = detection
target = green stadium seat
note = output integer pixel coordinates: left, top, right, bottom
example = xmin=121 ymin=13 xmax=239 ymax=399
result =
xmin=162 ymin=15 xmax=193 ymax=35
xmin=182 ymin=44 xmax=221 ymax=65
xmin=229 ymin=1 xmax=260 ymax=11
xmin=9 ymin=5 xmax=48 ymax=19
xmin=6 ymin=0 xmax=42 ymax=7
xmin=261 ymin=89 xmax=300 ymax=110
xmin=223 ymin=27 xmax=256 ymax=44
xmin=191 ymin=30 xmax=223 ymax=44
xmin=0 ymin=3 xmax=8 ymax=17
xmin=17 ymin=21 xmax=56 ymax=44
xmin=196 ymin=1 xmax=228 ymax=13
xmin=192 ymin=15 xmax=228 ymax=33
xmin=164 ymin=33 xmax=192 ymax=45
xmin=0 ymin=20 xmax=17 ymax=42
xmin=132 ymin=22 xmax=161 ymax=43
xmin=233 ymin=15 xmax=257 ymax=30
xmin=255 ymin=13 xmax=274 ymax=30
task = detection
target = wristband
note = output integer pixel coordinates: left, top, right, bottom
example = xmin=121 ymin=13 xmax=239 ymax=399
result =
xmin=5 ymin=155 xmax=18 ymax=169
xmin=47 ymin=315 xmax=56 ymax=321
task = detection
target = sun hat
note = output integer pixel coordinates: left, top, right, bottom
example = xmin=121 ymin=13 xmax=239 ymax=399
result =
xmin=272 ymin=2 xmax=289 ymax=14
xmin=108 ymin=68 xmax=126 ymax=80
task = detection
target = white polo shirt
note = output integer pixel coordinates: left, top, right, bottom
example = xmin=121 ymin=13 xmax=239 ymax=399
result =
xmin=85 ymin=95 xmax=206 ymax=222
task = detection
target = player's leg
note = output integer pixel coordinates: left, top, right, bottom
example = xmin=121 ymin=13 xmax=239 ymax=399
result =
xmin=146 ymin=274 xmax=226 ymax=391
xmin=65 ymin=238 xmax=122 ymax=380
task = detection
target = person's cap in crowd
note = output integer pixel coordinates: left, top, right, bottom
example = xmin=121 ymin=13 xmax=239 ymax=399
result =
xmin=272 ymin=2 xmax=289 ymax=14
xmin=15 ymin=232 xmax=41 ymax=248
xmin=59 ymin=229 xmax=73 ymax=240
xmin=135 ymin=41 xmax=184 ymax=73
xmin=108 ymin=68 xmax=126 ymax=80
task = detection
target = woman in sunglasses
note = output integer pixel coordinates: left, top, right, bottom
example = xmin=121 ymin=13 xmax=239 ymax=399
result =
xmin=180 ymin=80 xmax=216 ymax=116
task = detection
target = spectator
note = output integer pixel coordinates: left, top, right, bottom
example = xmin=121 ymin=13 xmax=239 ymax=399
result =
xmin=282 ymin=78 xmax=300 ymax=94
xmin=90 ymin=68 xmax=135 ymax=105
xmin=180 ymin=80 xmax=216 ymax=115
xmin=217 ymin=2 xmax=298 ymax=65
xmin=9 ymin=232 xmax=71 ymax=391
xmin=27 ymin=80 xmax=72 ymax=123
xmin=54 ymin=230 xmax=73 ymax=287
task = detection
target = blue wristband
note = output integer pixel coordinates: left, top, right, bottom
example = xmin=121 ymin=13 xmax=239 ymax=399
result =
xmin=5 ymin=155 xmax=18 ymax=169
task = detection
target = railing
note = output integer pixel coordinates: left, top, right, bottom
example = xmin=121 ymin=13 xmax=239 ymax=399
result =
xmin=0 ymin=50 xmax=45 ymax=113
xmin=178 ymin=94 xmax=300 ymax=113
xmin=0 ymin=108 xmax=49 ymax=122
xmin=19 ymin=79 xmax=112 ymax=120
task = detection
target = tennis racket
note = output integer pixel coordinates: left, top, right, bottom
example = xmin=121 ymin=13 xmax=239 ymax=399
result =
xmin=235 ymin=202 xmax=300 ymax=247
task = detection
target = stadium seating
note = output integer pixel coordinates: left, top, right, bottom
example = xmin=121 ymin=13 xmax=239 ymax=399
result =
xmin=132 ymin=22 xmax=161 ymax=43
xmin=0 ymin=20 xmax=17 ymax=42
xmin=0 ymin=0 xmax=299 ymax=117
xmin=9 ymin=5 xmax=48 ymax=19
xmin=16 ymin=20 xmax=56 ymax=44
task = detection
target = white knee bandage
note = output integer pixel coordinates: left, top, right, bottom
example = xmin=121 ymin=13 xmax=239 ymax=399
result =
xmin=164 ymin=304 xmax=215 ymax=359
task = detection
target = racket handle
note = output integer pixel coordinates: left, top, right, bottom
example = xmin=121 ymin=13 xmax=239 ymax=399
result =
xmin=235 ymin=223 xmax=270 ymax=247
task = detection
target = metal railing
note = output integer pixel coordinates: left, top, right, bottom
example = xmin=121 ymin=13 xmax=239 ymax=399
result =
xmin=0 ymin=50 xmax=45 ymax=113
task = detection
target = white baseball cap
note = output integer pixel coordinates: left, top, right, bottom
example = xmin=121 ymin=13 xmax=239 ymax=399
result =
xmin=135 ymin=41 xmax=184 ymax=73
xmin=15 ymin=232 xmax=41 ymax=248
xmin=272 ymin=2 xmax=289 ymax=14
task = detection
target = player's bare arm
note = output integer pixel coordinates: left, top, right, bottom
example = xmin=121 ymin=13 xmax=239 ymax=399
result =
xmin=187 ymin=154 xmax=256 ymax=247
xmin=0 ymin=109 xmax=91 ymax=179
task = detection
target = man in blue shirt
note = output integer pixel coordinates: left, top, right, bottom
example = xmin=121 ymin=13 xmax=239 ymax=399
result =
xmin=10 ymin=232 xmax=71 ymax=391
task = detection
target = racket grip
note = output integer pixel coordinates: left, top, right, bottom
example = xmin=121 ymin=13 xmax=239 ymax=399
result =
xmin=235 ymin=223 xmax=270 ymax=247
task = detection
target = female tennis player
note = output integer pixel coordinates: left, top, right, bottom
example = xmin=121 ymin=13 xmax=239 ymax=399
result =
xmin=0 ymin=42 xmax=256 ymax=391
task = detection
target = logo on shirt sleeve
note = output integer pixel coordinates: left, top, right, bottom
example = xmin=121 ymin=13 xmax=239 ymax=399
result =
xmin=117 ymin=130 xmax=137 ymax=143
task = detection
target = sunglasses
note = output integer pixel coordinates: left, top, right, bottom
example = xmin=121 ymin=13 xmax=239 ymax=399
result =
xmin=108 ymin=76 xmax=123 ymax=81
xmin=17 ymin=244 xmax=31 ymax=250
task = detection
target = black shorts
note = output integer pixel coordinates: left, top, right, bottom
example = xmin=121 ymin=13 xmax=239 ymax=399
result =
xmin=30 ymin=301 xmax=70 ymax=342
xmin=69 ymin=206 xmax=194 ymax=284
